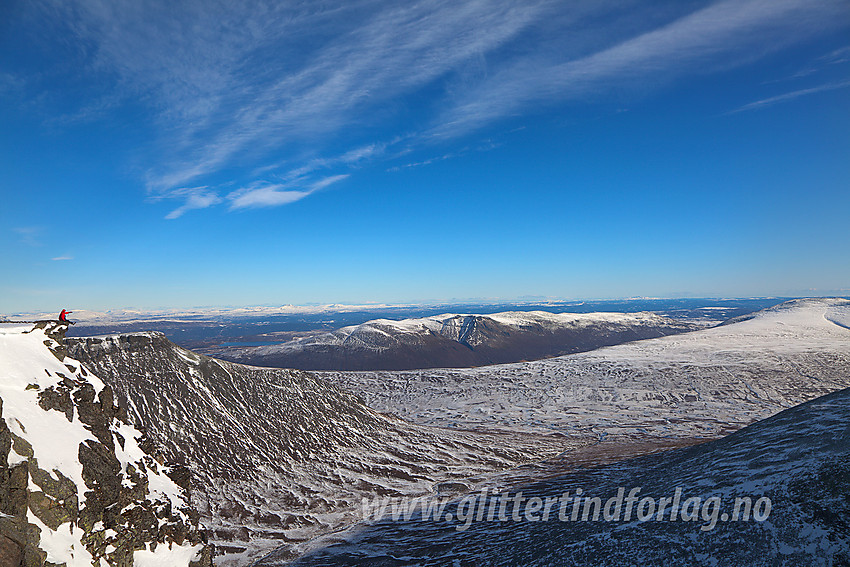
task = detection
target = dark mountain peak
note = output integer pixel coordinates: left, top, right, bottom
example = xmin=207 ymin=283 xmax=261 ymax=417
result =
xmin=212 ymin=310 xmax=703 ymax=371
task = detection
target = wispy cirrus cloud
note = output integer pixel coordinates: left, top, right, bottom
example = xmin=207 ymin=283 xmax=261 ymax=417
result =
xmin=12 ymin=227 xmax=44 ymax=247
xmin=256 ymin=142 xmax=390 ymax=182
xmin=772 ymin=45 xmax=850 ymax=82
xmin=227 ymin=174 xmax=350 ymax=210
xmin=821 ymin=45 xmax=850 ymax=65
xmin=98 ymin=0 xmax=548 ymax=194
xmin=729 ymin=80 xmax=850 ymax=113
xmin=31 ymin=0 xmax=549 ymax=214
xmin=158 ymin=186 xmax=222 ymax=219
xmin=431 ymin=0 xmax=850 ymax=137
xmin=23 ymin=0 xmax=850 ymax=216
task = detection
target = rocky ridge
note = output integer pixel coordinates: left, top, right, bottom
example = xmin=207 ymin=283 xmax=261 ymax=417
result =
xmin=0 ymin=321 xmax=212 ymax=567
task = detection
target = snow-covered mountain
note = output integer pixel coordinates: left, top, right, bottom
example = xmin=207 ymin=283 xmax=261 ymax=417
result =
xmin=67 ymin=332 xmax=586 ymax=565
xmin=212 ymin=311 xmax=702 ymax=371
xmin=272 ymin=385 xmax=850 ymax=566
xmin=0 ymin=321 xmax=212 ymax=566
xmin=316 ymin=298 xmax=850 ymax=439
xmin=29 ymin=297 xmax=848 ymax=566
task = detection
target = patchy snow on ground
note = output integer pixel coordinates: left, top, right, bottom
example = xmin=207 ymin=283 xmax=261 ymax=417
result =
xmin=271 ymin=386 xmax=850 ymax=567
xmin=0 ymin=322 xmax=204 ymax=566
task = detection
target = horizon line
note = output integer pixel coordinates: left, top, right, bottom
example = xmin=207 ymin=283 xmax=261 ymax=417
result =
xmin=6 ymin=294 xmax=850 ymax=320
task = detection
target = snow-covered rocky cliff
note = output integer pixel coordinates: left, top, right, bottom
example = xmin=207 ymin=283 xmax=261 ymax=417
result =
xmin=0 ymin=321 xmax=212 ymax=566
xmin=53 ymin=298 xmax=850 ymax=565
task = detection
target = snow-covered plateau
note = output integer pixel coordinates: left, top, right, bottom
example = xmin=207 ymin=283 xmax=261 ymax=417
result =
xmin=316 ymin=298 xmax=850 ymax=440
xmin=274 ymin=385 xmax=850 ymax=566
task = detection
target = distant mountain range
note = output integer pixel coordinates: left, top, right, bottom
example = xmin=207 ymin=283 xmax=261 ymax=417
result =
xmin=10 ymin=297 xmax=788 ymax=327
xmin=12 ymin=296 xmax=786 ymax=352
xmin=210 ymin=311 xmax=704 ymax=370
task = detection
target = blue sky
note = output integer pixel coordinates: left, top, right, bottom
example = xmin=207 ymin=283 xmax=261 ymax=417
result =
xmin=1 ymin=0 xmax=849 ymax=312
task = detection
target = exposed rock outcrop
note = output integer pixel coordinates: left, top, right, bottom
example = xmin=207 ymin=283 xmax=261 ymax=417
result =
xmin=0 ymin=321 xmax=213 ymax=566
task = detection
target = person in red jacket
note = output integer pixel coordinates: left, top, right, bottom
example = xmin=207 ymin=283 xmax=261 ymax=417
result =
xmin=58 ymin=309 xmax=72 ymax=323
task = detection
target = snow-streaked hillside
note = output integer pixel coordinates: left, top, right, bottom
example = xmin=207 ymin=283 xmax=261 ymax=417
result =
xmin=67 ymin=333 xmax=588 ymax=565
xmin=54 ymin=297 xmax=850 ymax=565
xmin=317 ymin=298 xmax=850 ymax=439
xmin=212 ymin=310 xmax=702 ymax=370
xmin=0 ymin=321 xmax=211 ymax=566
xmin=273 ymin=386 xmax=850 ymax=567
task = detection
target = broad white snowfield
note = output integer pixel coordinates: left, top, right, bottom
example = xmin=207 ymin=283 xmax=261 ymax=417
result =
xmin=0 ymin=322 xmax=205 ymax=566
xmin=317 ymin=298 xmax=850 ymax=440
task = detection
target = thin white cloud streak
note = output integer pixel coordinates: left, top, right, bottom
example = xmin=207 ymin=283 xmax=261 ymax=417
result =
xmin=263 ymin=142 xmax=388 ymax=182
xmin=228 ymin=186 xmax=311 ymax=209
xmin=51 ymin=255 xmax=73 ymax=261
xmin=310 ymin=174 xmax=350 ymax=191
xmin=339 ymin=143 xmax=384 ymax=164
xmin=227 ymin=174 xmax=349 ymax=210
xmin=162 ymin=186 xmax=222 ymax=219
xmin=821 ymin=45 xmax=850 ymax=65
xmin=12 ymin=227 xmax=44 ymax=247
xmin=729 ymin=80 xmax=850 ymax=113
xmin=432 ymin=0 xmax=850 ymax=137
